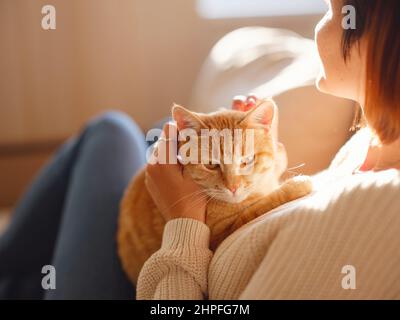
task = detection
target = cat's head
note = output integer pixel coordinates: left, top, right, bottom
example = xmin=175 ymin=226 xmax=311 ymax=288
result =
xmin=172 ymin=99 xmax=287 ymax=204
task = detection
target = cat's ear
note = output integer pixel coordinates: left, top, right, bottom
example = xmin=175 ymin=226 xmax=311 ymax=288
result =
xmin=172 ymin=104 xmax=206 ymax=131
xmin=239 ymin=99 xmax=276 ymax=131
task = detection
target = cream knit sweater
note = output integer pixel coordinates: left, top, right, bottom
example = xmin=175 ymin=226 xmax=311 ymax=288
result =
xmin=137 ymin=169 xmax=400 ymax=299
xmin=136 ymin=131 xmax=400 ymax=299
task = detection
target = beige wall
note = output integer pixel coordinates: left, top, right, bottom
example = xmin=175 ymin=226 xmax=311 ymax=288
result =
xmin=0 ymin=0 xmax=321 ymax=146
xmin=0 ymin=0 xmax=321 ymax=206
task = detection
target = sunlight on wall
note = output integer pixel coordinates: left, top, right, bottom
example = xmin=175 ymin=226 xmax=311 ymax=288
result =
xmin=197 ymin=0 xmax=328 ymax=19
xmin=208 ymin=27 xmax=320 ymax=95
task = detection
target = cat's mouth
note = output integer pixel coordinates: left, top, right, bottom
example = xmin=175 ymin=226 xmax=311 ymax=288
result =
xmin=209 ymin=190 xmax=249 ymax=204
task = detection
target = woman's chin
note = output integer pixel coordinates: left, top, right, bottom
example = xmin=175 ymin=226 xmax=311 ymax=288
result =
xmin=316 ymin=76 xmax=328 ymax=93
xmin=316 ymin=77 xmax=356 ymax=102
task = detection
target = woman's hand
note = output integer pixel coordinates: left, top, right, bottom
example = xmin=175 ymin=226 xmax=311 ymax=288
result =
xmin=145 ymin=123 xmax=207 ymax=223
xmin=233 ymin=94 xmax=280 ymax=142
xmin=232 ymin=94 xmax=259 ymax=111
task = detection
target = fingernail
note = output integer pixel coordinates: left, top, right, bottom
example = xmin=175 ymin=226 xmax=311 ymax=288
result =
xmin=247 ymin=97 xmax=256 ymax=105
xmin=233 ymin=95 xmax=246 ymax=102
xmin=232 ymin=101 xmax=245 ymax=111
xmin=247 ymin=93 xmax=258 ymax=100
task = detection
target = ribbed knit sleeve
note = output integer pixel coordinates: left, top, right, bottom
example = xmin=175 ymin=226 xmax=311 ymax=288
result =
xmin=136 ymin=218 xmax=213 ymax=300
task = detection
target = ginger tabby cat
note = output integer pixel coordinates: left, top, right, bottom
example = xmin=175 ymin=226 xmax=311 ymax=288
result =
xmin=117 ymin=99 xmax=312 ymax=285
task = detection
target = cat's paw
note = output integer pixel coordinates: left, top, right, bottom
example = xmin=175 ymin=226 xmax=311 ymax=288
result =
xmin=282 ymin=175 xmax=313 ymax=198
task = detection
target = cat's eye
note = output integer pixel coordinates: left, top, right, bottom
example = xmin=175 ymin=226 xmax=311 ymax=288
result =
xmin=240 ymin=155 xmax=255 ymax=168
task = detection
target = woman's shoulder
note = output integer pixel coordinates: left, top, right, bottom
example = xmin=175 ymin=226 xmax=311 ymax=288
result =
xmin=247 ymin=169 xmax=400 ymax=229
xmin=306 ymin=169 xmax=400 ymax=216
xmin=257 ymin=169 xmax=392 ymax=219
xmin=312 ymin=164 xmax=400 ymax=195
xmin=340 ymin=169 xmax=400 ymax=194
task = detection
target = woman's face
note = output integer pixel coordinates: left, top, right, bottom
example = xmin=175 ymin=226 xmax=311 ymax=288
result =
xmin=315 ymin=0 xmax=366 ymax=103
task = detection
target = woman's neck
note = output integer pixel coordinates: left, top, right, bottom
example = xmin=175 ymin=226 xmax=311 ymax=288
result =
xmin=360 ymin=136 xmax=400 ymax=172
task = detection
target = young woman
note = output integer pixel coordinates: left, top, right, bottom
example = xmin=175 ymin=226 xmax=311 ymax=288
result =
xmin=0 ymin=0 xmax=399 ymax=299
xmin=138 ymin=0 xmax=400 ymax=299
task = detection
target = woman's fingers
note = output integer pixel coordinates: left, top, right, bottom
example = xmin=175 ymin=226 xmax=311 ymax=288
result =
xmin=145 ymin=121 xmax=207 ymax=222
xmin=149 ymin=123 xmax=180 ymax=166
xmin=232 ymin=94 xmax=259 ymax=111
xmin=160 ymin=122 xmax=179 ymax=166
xmin=245 ymin=94 xmax=258 ymax=109
xmin=147 ymin=123 xmax=183 ymax=191
xmin=232 ymin=95 xmax=247 ymax=111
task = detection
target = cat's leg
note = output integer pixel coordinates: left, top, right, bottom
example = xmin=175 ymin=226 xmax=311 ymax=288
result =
xmin=228 ymin=176 xmax=312 ymax=233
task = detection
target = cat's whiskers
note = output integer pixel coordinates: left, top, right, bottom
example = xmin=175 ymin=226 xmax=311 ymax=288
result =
xmin=206 ymin=189 xmax=228 ymax=200
xmin=285 ymin=163 xmax=306 ymax=177
xmin=287 ymin=163 xmax=305 ymax=171
xmin=207 ymin=189 xmax=226 ymax=195
xmin=161 ymin=187 xmax=230 ymax=216
xmin=161 ymin=189 xmax=209 ymax=215
xmin=205 ymin=194 xmax=218 ymax=206
xmin=186 ymin=193 xmax=211 ymax=211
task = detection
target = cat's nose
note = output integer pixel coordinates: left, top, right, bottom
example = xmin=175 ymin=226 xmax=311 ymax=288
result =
xmin=229 ymin=186 xmax=238 ymax=194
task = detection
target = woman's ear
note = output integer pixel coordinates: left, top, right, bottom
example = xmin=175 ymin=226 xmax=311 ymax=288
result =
xmin=240 ymin=99 xmax=276 ymax=131
xmin=172 ymin=104 xmax=206 ymax=131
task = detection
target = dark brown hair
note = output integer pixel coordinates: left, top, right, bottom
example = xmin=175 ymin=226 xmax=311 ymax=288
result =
xmin=342 ymin=0 xmax=400 ymax=143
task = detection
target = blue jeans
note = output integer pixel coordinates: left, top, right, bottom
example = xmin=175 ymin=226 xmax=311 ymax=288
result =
xmin=0 ymin=112 xmax=148 ymax=299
